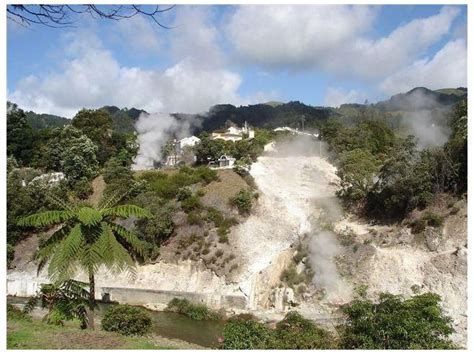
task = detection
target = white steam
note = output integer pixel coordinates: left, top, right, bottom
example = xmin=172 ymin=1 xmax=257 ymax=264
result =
xmin=308 ymin=229 xmax=352 ymax=303
xmin=401 ymin=110 xmax=451 ymax=148
xmin=132 ymin=112 xmax=200 ymax=170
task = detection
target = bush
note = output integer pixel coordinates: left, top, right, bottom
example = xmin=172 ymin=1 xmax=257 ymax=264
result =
xmin=101 ymin=304 xmax=152 ymax=336
xmin=7 ymin=244 xmax=15 ymax=269
xmin=7 ymin=304 xmax=31 ymax=322
xmin=166 ymin=298 xmax=219 ymax=320
xmin=230 ymin=189 xmax=254 ymax=215
xmin=280 ymin=264 xmax=305 ymax=288
xmin=221 ymin=316 xmax=272 ymax=349
xmin=187 ymin=211 xmax=203 ymax=225
xmin=271 ymin=312 xmax=336 ymax=349
xmin=410 ymin=219 xmax=426 ymax=234
xmin=176 ymin=187 xmax=192 ymax=201
xmin=180 ymin=195 xmax=201 ymax=213
xmin=422 ymin=212 xmax=444 ymax=227
xmin=71 ymin=178 xmax=93 ymax=199
xmin=339 ymin=292 xmax=456 ymax=349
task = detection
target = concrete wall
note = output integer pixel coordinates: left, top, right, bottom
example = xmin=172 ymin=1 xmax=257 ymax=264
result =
xmin=98 ymin=286 xmax=247 ymax=310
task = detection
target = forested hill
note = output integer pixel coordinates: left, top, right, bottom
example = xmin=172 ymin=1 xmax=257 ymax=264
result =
xmin=375 ymin=87 xmax=467 ymax=112
xmin=11 ymin=86 xmax=467 ymax=134
xmin=188 ymin=101 xmax=335 ymax=134
xmin=24 ymin=111 xmax=70 ymax=130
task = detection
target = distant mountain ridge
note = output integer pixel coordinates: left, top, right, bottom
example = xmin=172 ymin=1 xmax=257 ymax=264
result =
xmin=375 ymin=87 xmax=467 ymax=112
xmin=14 ymin=87 xmax=467 ymax=133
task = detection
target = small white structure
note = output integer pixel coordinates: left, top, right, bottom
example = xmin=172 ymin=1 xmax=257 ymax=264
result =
xmin=274 ymin=126 xmax=319 ymax=138
xmin=30 ymin=172 xmax=65 ymax=186
xmin=209 ymin=155 xmax=236 ymax=169
xmin=211 ymin=121 xmax=255 ymax=142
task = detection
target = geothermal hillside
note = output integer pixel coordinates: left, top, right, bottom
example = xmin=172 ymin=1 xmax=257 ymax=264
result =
xmin=7 ymin=138 xmax=467 ymax=346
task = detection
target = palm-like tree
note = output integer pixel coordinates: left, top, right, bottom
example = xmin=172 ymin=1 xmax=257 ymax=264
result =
xmin=18 ymin=192 xmax=151 ymax=329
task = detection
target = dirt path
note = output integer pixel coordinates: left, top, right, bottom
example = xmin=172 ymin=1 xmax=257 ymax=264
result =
xmin=88 ymin=176 xmax=106 ymax=206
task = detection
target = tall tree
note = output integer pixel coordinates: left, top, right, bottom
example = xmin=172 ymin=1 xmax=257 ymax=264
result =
xmin=72 ymin=109 xmax=114 ymax=164
xmin=18 ymin=192 xmax=151 ymax=329
xmin=7 ymin=102 xmax=34 ymax=165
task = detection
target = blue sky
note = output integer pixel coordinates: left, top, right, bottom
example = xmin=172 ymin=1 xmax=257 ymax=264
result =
xmin=7 ymin=4 xmax=467 ymax=117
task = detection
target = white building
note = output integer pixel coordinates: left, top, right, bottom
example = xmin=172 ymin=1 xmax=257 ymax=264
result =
xmin=211 ymin=122 xmax=255 ymax=142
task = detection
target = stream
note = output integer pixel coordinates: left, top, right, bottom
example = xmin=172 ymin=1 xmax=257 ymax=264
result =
xmin=7 ymin=296 xmax=224 ymax=348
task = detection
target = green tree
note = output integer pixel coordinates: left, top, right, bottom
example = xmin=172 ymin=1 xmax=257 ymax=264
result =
xmin=339 ymin=292 xmax=455 ymax=349
xmin=337 ymin=149 xmax=380 ymax=202
xmin=72 ymin=109 xmax=114 ymax=164
xmin=18 ymin=192 xmax=151 ymax=329
xmin=7 ymin=102 xmax=34 ymax=165
xmin=61 ymin=135 xmax=99 ymax=183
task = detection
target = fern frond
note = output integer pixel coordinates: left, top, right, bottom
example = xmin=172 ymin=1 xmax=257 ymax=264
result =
xmin=94 ymin=223 xmax=136 ymax=277
xmin=18 ymin=210 xmax=74 ymax=228
xmin=98 ymin=189 xmax=129 ymax=210
xmin=102 ymin=204 xmax=151 ymax=219
xmin=109 ymin=223 xmax=145 ymax=256
xmin=45 ymin=192 xmax=76 ymax=213
xmin=48 ymin=224 xmax=84 ymax=281
xmin=77 ymin=207 xmax=103 ymax=226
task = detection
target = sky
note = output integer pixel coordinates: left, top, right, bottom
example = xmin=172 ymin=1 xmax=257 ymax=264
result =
xmin=7 ymin=4 xmax=467 ymax=118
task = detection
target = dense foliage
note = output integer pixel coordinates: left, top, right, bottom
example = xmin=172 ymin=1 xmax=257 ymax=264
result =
xmin=221 ymin=311 xmax=335 ymax=349
xmin=24 ymin=280 xmax=90 ymax=328
xmin=101 ymin=304 xmax=152 ymax=336
xmin=339 ymin=293 xmax=456 ymax=349
xmin=323 ymin=99 xmax=468 ymax=219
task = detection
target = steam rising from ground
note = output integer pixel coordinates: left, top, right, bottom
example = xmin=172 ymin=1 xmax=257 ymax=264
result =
xmin=236 ymin=135 xmax=352 ymax=306
xmin=132 ymin=112 xmax=201 ymax=170
xmin=392 ymin=88 xmax=454 ymax=148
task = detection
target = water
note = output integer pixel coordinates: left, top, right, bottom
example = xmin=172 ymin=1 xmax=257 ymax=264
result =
xmin=8 ymin=296 xmax=224 ymax=348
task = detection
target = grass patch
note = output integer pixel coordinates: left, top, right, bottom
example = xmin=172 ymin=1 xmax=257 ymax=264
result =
xmin=7 ymin=316 xmax=171 ymax=349
xmin=138 ymin=166 xmax=218 ymax=200
xmin=166 ymin=298 xmax=220 ymax=321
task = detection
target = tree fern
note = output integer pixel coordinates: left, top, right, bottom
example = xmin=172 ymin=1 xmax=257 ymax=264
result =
xmin=17 ymin=190 xmax=150 ymax=329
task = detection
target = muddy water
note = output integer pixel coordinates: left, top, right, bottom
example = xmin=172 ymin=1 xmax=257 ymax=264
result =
xmin=7 ymin=296 xmax=224 ymax=348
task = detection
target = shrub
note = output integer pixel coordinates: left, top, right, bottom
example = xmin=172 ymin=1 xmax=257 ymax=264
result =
xmin=410 ymin=218 xmax=426 ymax=234
xmin=187 ymin=211 xmax=203 ymax=225
xmin=339 ymin=292 xmax=456 ymax=349
xmin=166 ymin=298 xmax=219 ymax=320
xmin=71 ymin=178 xmax=93 ymax=199
xmin=221 ymin=316 xmax=272 ymax=349
xmin=102 ymin=304 xmax=152 ymax=336
xmin=176 ymin=187 xmax=192 ymax=201
xmin=7 ymin=304 xmax=31 ymax=322
xmin=271 ymin=311 xmax=336 ymax=349
xmin=280 ymin=264 xmax=305 ymax=288
xmin=180 ymin=195 xmax=201 ymax=213
xmin=422 ymin=212 xmax=444 ymax=227
xmin=230 ymin=189 xmax=254 ymax=215
xmin=217 ymin=227 xmax=229 ymax=243
xmin=7 ymin=244 xmax=15 ymax=269
xmin=194 ymin=166 xmax=218 ymax=184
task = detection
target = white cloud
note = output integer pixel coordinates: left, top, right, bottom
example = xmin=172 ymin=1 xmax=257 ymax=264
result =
xmin=379 ymin=39 xmax=467 ymax=95
xmin=227 ymin=5 xmax=460 ymax=81
xmin=114 ymin=16 xmax=163 ymax=54
xmin=9 ymin=31 xmax=245 ymax=117
xmin=324 ymin=87 xmax=365 ymax=108
xmin=227 ymin=5 xmax=376 ymax=69
xmin=169 ymin=6 xmax=224 ymax=67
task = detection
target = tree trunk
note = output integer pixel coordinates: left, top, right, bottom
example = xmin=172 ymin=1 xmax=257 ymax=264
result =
xmin=87 ymin=272 xmax=95 ymax=329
